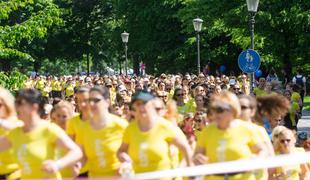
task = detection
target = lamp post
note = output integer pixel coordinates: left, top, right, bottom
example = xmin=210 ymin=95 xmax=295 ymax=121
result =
xmin=121 ymin=31 xmax=129 ymax=76
xmin=193 ymin=18 xmax=203 ymax=74
xmin=246 ymin=0 xmax=259 ymax=93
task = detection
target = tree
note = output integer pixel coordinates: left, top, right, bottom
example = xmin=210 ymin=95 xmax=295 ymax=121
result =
xmin=0 ymin=0 xmax=62 ymax=71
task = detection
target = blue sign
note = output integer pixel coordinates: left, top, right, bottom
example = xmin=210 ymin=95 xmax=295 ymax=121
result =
xmin=238 ymin=49 xmax=261 ymax=73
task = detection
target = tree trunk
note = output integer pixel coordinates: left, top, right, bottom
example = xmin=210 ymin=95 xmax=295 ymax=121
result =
xmin=33 ymin=60 xmax=41 ymax=73
xmin=132 ymin=52 xmax=140 ymax=75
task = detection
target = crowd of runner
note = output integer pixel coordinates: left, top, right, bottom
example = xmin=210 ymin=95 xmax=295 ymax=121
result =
xmin=0 ymin=69 xmax=308 ymax=179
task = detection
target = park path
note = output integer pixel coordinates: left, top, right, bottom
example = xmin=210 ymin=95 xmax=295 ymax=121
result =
xmin=297 ymin=110 xmax=310 ymax=134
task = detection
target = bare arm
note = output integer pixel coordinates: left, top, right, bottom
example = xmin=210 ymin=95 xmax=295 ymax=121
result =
xmin=171 ymin=136 xmax=194 ymax=167
xmin=42 ymin=129 xmax=82 ymax=173
xmin=0 ymin=136 xmax=11 ymax=152
xmin=117 ymin=142 xmax=132 ymax=163
xmin=193 ymin=146 xmax=208 ymax=165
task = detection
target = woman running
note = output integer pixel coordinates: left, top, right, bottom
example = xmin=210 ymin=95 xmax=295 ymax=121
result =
xmin=0 ymin=87 xmax=23 ymax=179
xmin=117 ymin=91 xmax=193 ymax=179
xmin=78 ymin=86 xmax=128 ymax=177
xmin=0 ymin=88 xmax=82 ymax=179
xmin=194 ymin=91 xmax=267 ymax=180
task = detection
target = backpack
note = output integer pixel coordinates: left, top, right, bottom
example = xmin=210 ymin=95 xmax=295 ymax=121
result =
xmin=295 ymin=75 xmax=304 ymax=88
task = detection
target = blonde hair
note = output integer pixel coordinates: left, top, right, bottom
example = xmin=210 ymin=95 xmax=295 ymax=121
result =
xmin=272 ymin=126 xmax=296 ymax=152
xmin=164 ymin=100 xmax=180 ymax=124
xmin=210 ymin=90 xmax=241 ymax=119
xmin=52 ymin=101 xmax=75 ymax=118
xmin=0 ymin=87 xmax=16 ymax=118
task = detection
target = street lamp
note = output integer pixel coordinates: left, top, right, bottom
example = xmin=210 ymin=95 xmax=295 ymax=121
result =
xmin=246 ymin=0 xmax=259 ymax=93
xmin=121 ymin=31 xmax=129 ymax=76
xmin=193 ymin=17 xmax=203 ymax=74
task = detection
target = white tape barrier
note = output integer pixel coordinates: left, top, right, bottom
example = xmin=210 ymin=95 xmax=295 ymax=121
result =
xmin=132 ymin=152 xmax=310 ymax=180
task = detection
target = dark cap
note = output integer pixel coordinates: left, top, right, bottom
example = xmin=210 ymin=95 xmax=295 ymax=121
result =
xmin=131 ymin=90 xmax=155 ymax=105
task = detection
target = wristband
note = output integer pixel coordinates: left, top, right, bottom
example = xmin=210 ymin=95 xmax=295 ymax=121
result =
xmin=55 ymin=160 xmax=63 ymax=171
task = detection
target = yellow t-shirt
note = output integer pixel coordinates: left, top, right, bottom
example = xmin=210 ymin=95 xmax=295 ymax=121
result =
xmin=291 ymin=92 xmax=301 ymax=103
xmin=79 ymin=115 xmax=128 ymax=177
xmin=65 ymin=84 xmax=75 ymax=97
xmin=66 ymin=114 xmax=88 ymax=173
xmin=275 ymin=148 xmax=304 ymax=180
xmin=0 ymin=119 xmax=21 ymax=175
xmin=248 ymin=123 xmax=270 ymax=180
xmin=66 ymin=114 xmax=87 ymax=145
xmin=23 ymin=80 xmax=33 ymax=88
xmin=197 ymin=120 xmax=260 ymax=180
xmin=253 ymin=88 xmax=267 ymax=97
xmin=36 ymin=80 xmax=45 ymax=91
xmin=123 ymin=119 xmax=177 ymax=174
xmin=177 ymin=103 xmax=195 ymax=115
xmin=42 ymin=85 xmax=52 ymax=97
xmin=6 ymin=121 xmax=62 ymax=179
xmin=52 ymin=81 xmax=62 ymax=91
xmin=289 ymin=102 xmax=299 ymax=127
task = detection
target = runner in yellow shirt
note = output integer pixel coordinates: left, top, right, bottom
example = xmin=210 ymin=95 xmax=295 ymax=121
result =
xmin=272 ymin=129 xmax=309 ymax=180
xmin=194 ymin=91 xmax=267 ymax=180
xmin=118 ymin=91 xmax=193 ymax=178
xmin=51 ymin=101 xmax=80 ymax=178
xmin=65 ymin=78 xmax=76 ymax=98
xmin=79 ymin=86 xmax=128 ymax=177
xmin=52 ymin=77 xmax=63 ymax=98
xmin=0 ymin=88 xmax=82 ymax=179
xmin=66 ymin=86 xmax=91 ymax=177
xmin=239 ymin=95 xmax=275 ymax=180
xmin=0 ymin=88 xmax=23 ymax=179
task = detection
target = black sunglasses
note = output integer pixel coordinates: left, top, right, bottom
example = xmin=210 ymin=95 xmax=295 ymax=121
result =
xmin=241 ymin=105 xmax=252 ymax=110
xmin=210 ymin=105 xmax=231 ymax=113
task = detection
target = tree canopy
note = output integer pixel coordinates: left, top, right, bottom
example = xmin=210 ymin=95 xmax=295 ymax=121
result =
xmin=0 ymin=0 xmax=309 ymax=76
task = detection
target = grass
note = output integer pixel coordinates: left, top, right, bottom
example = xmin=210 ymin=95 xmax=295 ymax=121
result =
xmin=304 ymin=96 xmax=310 ymax=111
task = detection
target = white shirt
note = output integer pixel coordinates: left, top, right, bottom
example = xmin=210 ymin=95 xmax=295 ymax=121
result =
xmin=292 ymin=75 xmax=306 ymax=83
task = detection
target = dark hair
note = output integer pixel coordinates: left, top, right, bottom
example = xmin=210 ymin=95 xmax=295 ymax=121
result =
xmin=90 ymin=86 xmax=110 ymax=100
xmin=52 ymin=97 xmax=62 ymax=106
xmin=172 ymin=87 xmax=183 ymax=101
xmin=297 ymin=68 xmax=302 ymax=74
xmin=255 ymin=94 xmax=290 ymax=124
xmin=16 ymin=88 xmax=44 ymax=114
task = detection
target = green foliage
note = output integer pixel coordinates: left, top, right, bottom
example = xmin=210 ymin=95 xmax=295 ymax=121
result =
xmin=0 ymin=0 xmax=309 ymax=75
xmin=304 ymin=96 xmax=310 ymax=111
xmin=0 ymin=70 xmax=27 ymax=92
xmin=0 ymin=0 xmax=62 ymax=66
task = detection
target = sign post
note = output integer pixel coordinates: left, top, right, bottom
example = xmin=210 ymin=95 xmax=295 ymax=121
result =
xmin=238 ymin=49 xmax=261 ymax=93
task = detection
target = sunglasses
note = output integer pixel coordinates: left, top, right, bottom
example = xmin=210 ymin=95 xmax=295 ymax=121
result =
xmin=88 ymin=97 xmax=104 ymax=104
xmin=176 ymin=93 xmax=184 ymax=97
xmin=241 ymin=105 xmax=252 ymax=110
xmin=210 ymin=105 xmax=231 ymax=113
xmin=280 ymin=139 xmax=291 ymax=144
xmin=106 ymin=85 xmax=112 ymax=88
xmin=158 ymin=95 xmax=167 ymax=98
